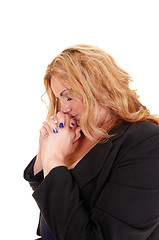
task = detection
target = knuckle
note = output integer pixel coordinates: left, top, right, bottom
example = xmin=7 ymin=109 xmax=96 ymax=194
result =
xmin=47 ymin=119 xmax=52 ymax=124
xmin=42 ymin=121 xmax=47 ymax=126
xmin=50 ymin=115 xmax=56 ymax=119
xmin=40 ymin=126 xmax=46 ymax=133
xmin=42 ymin=121 xmax=52 ymax=132
xmin=57 ymin=111 xmax=63 ymax=117
xmin=42 ymin=121 xmax=50 ymax=128
xmin=40 ymin=125 xmax=44 ymax=131
xmin=47 ymin=119 xmax=54 ymax=127
xmin=57 ymin=111 xmax=64 ymax=120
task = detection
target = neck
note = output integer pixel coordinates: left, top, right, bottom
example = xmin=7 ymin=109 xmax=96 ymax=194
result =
xmin=65 ymin=135 xmax=98 ymax=169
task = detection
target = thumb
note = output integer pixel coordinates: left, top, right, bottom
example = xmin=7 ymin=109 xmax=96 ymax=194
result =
xmin=73 ymin=126 xmax=81 ymax=143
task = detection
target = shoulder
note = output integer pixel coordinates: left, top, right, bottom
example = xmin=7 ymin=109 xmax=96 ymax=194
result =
xmin=114 ymin=121 xmax=159 ymax=148
xmin=126 ymin=121 xmax=159 ymax=147
xmin=126 ymin=120 xmax=159 ymax=137
xmin=109 ymin=121 xmax=159 ymax=164
xmin=109 ymin=121 xmax=159 ymax=189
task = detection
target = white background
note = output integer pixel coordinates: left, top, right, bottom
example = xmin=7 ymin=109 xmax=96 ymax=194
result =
xmin=0 ymin=0 xmax=159 ymax=239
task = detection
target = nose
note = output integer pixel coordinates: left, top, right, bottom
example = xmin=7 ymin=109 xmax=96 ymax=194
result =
xmin=60 ymin=100 xmax=72 ymax=114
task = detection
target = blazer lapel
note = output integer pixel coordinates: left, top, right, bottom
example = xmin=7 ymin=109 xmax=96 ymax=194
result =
xmin=71 ymin=121 xmax=131 ymax=189
xmin=71 ymin=140 xmax=113 ymax=188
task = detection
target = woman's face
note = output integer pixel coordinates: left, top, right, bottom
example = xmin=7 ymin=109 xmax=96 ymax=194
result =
xmin=51 ymin=75 xmax=83 ymax=122
xmin=51 ymin=75 xmax=111 ymax=130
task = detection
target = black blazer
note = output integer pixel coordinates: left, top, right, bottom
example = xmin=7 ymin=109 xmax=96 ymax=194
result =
xmin=24 ymin=121 xmax=159 ymax=240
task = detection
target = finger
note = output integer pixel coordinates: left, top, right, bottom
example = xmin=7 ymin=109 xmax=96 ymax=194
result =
xmin=69 ymin=118 xmax=77 ymax=129
xmin=40 ymin=126 xmax=49 ymax=137
xmin=57 ymin=111 xmax=66 ymax=129
xmin=73 ymin=126 xmax=82 ymax=143
xmin=64 ymin=114 xmax=72 ymax=129
xmin=46 ymin=118 xmax=59 ymax=133
xmin=42 ymin=121 xmax=52 ymax=133
xmin=50 ymin=115 xmax=58 ymax=124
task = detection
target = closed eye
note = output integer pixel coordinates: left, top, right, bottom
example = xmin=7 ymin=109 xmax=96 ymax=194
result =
xmin=66 ymin=96 xmax=72 ymax=101
xmin=63 ymin=92 xmax=72 ymax=101
xmin=55 ymin=90 xmax=73 ymax=102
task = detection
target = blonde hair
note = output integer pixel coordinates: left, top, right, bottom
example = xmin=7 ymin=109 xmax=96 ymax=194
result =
xmin=43 ymin=44 xmax=159 ymax=141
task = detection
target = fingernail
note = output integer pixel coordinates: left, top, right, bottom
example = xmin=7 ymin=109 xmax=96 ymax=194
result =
xmin=53 ymin=128 xmax=58 ymax=134
xmin=71 ymin=123 xmax=74 ymax=126
xmin=59 ymin=122 xmax=64 ymax=128
xmin=43 ymin=133 xmax=48 ymax=136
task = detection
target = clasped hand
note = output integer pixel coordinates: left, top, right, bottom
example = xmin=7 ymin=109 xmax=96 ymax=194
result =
xmin=39 ymin=111 xmax=81 ymax=176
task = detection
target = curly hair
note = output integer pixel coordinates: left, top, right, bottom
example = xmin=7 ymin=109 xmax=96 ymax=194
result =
xmin=43 ymin=44 xmax=159 ymax=141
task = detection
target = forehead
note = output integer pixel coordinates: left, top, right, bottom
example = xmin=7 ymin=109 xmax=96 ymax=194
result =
xmin=51 ymin=75 xmax=70 ymax=94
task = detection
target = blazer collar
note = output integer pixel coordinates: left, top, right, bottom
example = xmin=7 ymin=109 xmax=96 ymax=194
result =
xmin=71 ymin=121 xmax=131 ymax=188
xmin=109 ymin=121 xmax=131 ymax=140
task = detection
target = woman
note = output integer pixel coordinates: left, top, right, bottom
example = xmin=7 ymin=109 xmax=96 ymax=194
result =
xmin=24 ymin=44 xmax=159 ymax=240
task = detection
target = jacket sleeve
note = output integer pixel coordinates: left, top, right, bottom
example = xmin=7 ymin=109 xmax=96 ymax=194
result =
xmin=32 ymin=133 xmax=159 ymax=240
xmin=23 ymin=156 xmax=44 ymax=191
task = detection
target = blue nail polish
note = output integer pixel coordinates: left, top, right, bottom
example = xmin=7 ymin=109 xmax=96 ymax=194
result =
xmin=53 ymin=128 xmax=58 ymax=134
xmin=71 ymin=123 xmax=74 ymax=126
xmin=59 ymin=122 xmax=64 ymax=128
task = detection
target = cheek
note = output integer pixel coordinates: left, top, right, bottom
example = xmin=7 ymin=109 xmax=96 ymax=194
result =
xmin=73 ymin=101 xmax=83 ymax=114
xmin=78 ymin=104 xmax=83 ymax=114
